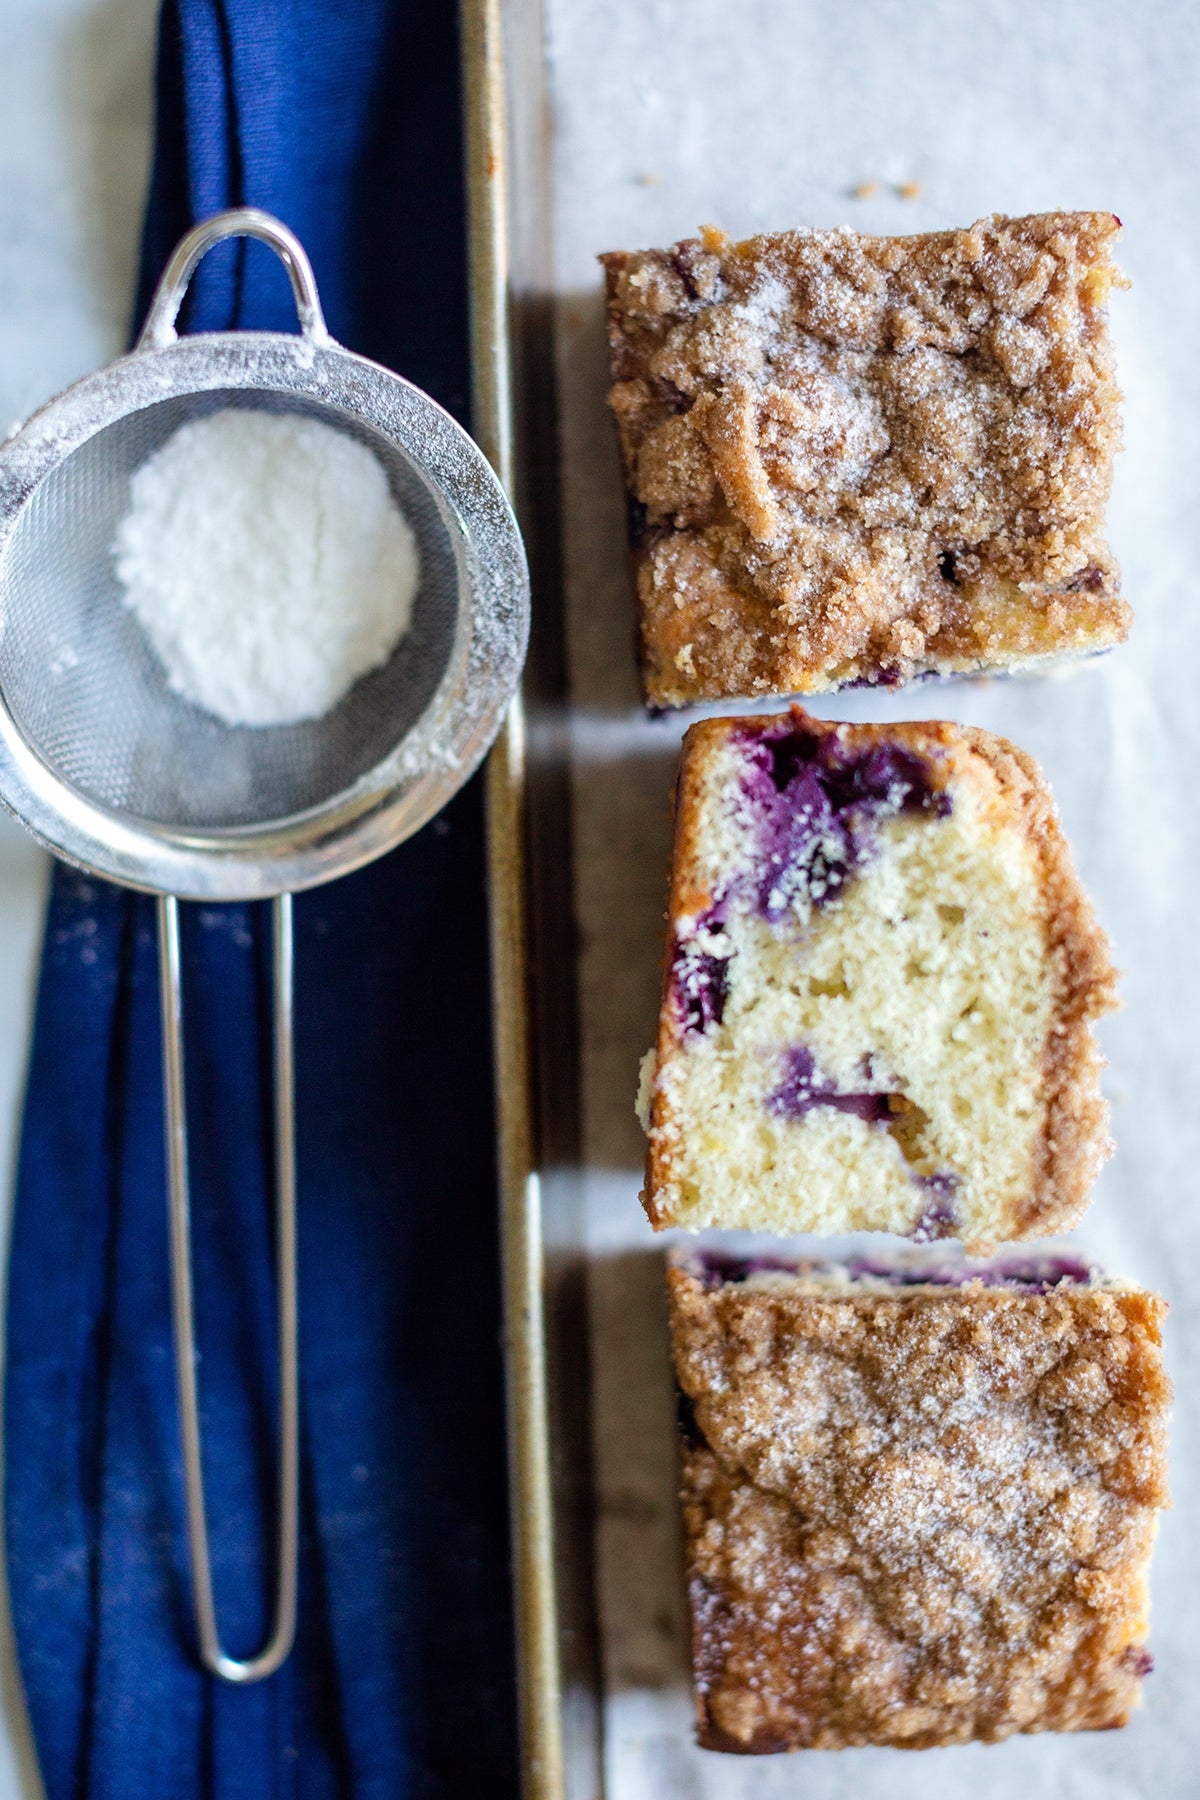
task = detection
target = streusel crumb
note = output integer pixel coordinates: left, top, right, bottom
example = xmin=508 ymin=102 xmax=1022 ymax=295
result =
xmin=602 ymin=213 xmax=1129 ymax=706
xmin=669 ymin=1259 xmax=1170 ymax=1752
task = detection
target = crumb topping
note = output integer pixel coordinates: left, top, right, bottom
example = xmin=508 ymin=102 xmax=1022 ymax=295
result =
xmin=602 ymin=213 xmax=1130 ymax=704
xmin=669 ymin=1265 xmax=1170 ymax=1751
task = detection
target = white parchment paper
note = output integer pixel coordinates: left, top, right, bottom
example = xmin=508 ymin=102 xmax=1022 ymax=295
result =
xmin=543 ymin=0 xmax=1198 ymax=1792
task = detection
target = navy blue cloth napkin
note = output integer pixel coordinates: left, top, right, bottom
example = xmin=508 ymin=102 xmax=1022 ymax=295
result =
xmin=4 ymin=4 xmax=519 ymax=1795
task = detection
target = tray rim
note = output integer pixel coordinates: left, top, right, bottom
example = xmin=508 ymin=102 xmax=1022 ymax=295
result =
xmin=462 ymin=3 xmax=596 ymax=1795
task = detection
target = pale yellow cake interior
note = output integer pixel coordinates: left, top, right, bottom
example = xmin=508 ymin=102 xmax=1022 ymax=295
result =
xmin=651 ymin=743 xmax=1054 ymax=1246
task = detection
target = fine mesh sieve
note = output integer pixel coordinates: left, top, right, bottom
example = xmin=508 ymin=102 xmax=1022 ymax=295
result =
xmin=0 ymin=210 xmax=529 ymax=1683
xmin=0 ymin=388 xmax=465 ymax=832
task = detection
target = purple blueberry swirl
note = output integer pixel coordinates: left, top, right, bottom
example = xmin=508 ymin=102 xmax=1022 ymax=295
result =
xmin=670 ymin=904 xmax=733 ymax=1035
xmin=766 ymin=1044 xmax=893 ymax=1124
xmin=737 ymin=718 xmax=951 ymax=924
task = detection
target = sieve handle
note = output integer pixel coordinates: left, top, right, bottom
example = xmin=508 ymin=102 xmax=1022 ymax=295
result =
xmin=137 ymin=208 xmax=331 ymax=352
xmin=158 ymin=891 xmax=300 ymax=1684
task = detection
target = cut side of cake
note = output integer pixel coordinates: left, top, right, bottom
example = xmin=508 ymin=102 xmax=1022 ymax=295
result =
xmin=640 ymin=707 xmax=1118 ymax=1251
xmin=601 ymin=212 xmax=1129 ymax=707
xmin=669 ymin=1250 xmax=1171 ymax=1752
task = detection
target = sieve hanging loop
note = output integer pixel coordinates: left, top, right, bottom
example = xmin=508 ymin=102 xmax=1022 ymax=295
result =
xmin=159 ymin=892 xmax=299 ymax=1684
xmin=136 ymin=208 xmax=330 ymax=353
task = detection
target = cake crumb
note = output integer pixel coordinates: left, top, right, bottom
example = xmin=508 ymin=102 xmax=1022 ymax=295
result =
xmin=641 ymin=707 xmax=1119 ymax=1249
xmin=897 ymin=178 xmax=923 ymax=200
xmin=851 ymin=179 xmax=881 ymax=200
xmin=635 ymin=1047 xmax=657 ymax=1130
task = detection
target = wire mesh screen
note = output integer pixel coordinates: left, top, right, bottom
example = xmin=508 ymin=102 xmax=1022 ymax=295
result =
xmin=0 ymin=390 xmax=464 ymax=831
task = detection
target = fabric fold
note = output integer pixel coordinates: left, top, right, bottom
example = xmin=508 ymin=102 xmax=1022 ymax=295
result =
xmin=5 ymin=4 xmax=517 ymax=1794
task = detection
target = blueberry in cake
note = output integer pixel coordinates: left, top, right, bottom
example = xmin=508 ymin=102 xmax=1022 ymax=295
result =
xmin=601 ymin=213 xmax=1129 ymax=707
xmin=639 ymin=707 xmax=1118 ymax=1251
xmin=669 ymin=1250 xmax=1170 ymax=1751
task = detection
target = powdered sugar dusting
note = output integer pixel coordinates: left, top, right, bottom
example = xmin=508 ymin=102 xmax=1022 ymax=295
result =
xmin=113 ymin=409 xmax=420 ymax=727
xmin=731 ymin=273 xmax=789 ymax=334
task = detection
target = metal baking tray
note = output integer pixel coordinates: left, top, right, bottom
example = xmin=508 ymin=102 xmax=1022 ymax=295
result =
xmin=464 ymin=3 xmax=601 ymax=1795
xmin=464 ymin=5 xmax=1193 ymax=1797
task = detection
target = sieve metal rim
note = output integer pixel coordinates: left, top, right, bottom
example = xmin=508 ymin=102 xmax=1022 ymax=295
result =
xmin=0 ymin=325 xmax=529 ymax=900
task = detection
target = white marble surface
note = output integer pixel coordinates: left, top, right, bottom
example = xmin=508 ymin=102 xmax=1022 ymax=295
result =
xmin=544 ymin=0 xmax=1200 ymax=1793
xmin=0 ymin=2 xmax=157 ymax=1793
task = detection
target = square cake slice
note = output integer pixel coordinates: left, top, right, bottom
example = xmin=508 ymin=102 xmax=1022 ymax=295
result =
xmin=640 ymin=707 xmax=1118 ymax=1251
xmin=669 ymin=1251 xmax=1170 ymax=1752
xmin=602 ymin=213 xmax=1129 ymax=707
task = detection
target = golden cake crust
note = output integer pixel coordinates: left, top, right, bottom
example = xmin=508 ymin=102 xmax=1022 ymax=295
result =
xmin=956 ymin=725 xmax=1120 ymax=1236
xmin=602 ymin=213 xmax=1129 ymax=706
xmin=669 ymin=1263 xmax=1170 ymax=1752
xmin=643 ymin=707 xmax=1119 ymax=1247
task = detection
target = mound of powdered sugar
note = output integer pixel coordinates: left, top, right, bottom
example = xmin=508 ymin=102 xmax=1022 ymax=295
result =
xmin=112 ymin=409 xmax=420 ymax=726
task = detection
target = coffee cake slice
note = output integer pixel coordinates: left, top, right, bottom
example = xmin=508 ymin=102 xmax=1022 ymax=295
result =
xmin=640 ymin=707 xmax=1117 ymax=1251
xmin=669 ymin=1251 xmax=1170 ymax=1752
xmin=602 ymin=212 xmax=1128 ymax=707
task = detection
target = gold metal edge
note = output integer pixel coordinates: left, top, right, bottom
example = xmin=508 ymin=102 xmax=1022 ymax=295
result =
xmin=461 ymin=2 xmax=566 ymax=1796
